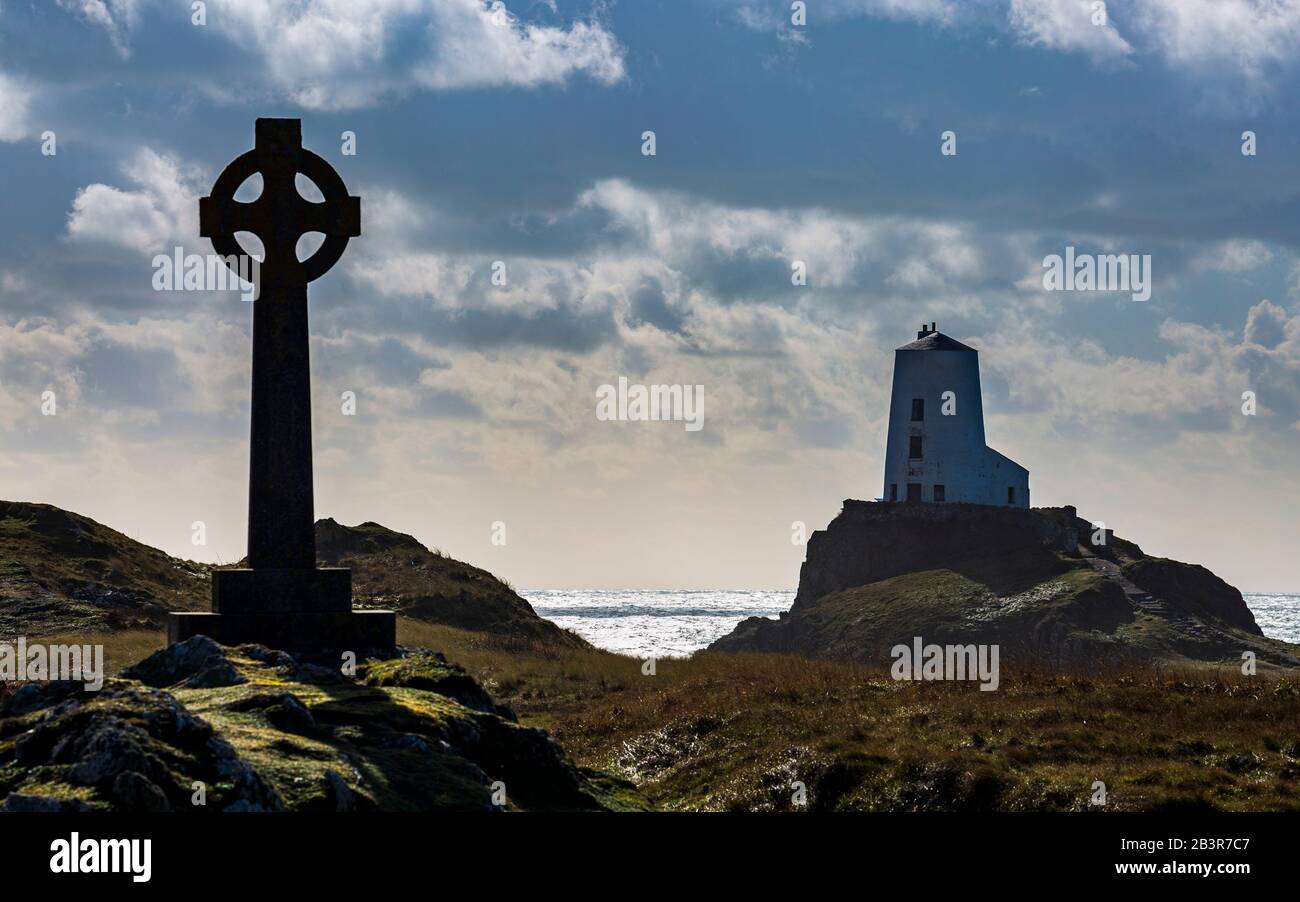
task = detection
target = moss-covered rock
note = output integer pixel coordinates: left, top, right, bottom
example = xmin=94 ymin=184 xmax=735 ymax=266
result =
xmin=123 ymin=635 xmax=246 ymax=689
xmin=0 ymin=681 xmax=282 ymax=812
xmin=361 ymin=653 xmax=513 ymax=718
xmin=0 ymin=639 xmax=644 ymax=812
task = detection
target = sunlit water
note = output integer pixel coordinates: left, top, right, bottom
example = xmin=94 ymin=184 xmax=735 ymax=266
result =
xmin=524 ymin=589 xmax=1300 ymax=658
xmin=525 ymin=589 xmax=792 ymax=658
xmin=1244 ymin=593 xmax=1300 ymax=645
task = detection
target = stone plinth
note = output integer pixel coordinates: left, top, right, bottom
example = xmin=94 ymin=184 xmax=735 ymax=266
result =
xmin=169 ymin=566 xmax=395 ymax=655
xmin=212 ymin=567 xmax=352 ymax=614
xmin=168 ymin=609 xmax=396 ymax=656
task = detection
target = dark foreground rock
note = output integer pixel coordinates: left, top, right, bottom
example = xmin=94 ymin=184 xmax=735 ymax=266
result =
xmin=123 ymin=635 xmax=246 ymax=688
xmin=0 ymin=638 xmax=642 ymax=812
xmin=710 ymin=501 xmax=1297 ymax=670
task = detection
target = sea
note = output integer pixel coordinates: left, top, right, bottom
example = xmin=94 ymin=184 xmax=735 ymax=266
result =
xmin=524 ymin=589 xmax=1300 ymax=658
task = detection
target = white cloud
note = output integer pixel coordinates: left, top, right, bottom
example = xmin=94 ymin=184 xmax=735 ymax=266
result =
xmin=774 ymin=0 xmax=1300 ymax=90
xmin=1242 ymin=298 xmax=1290 ymax=348
xmin=260 ymin=0 xmax=627 ymax=106
xmin=412 ymin=0 xmax=625 ymax=91
xmin=1203 ymin=239 xmax=1273 ymax=273
xmin=57 ymin=0 xmax=141 ymax=58
xmin=67 ymin=0 xmax=626 ymax=109
xmin=1132 ymin=0 xmax=1300 ymax=83
xmin=0 ymin=318 xmax=91 ymax=429
xmin=93 ymin=314 xmax=251 ymax=416
xmin=733 ymin=5 xmax=811 ymax=46
xmin=1009 ymin=0 xmax=1133 ymax=63
xmin=0 ymin=72 xmax=34 ymax=142
xmin=66 ymin=149 xmax=203 ymax=252
xmin=577 ymin=179 xmax=881 ymax=288
xmin=982 ymin=298 xmax=1300 ymax=430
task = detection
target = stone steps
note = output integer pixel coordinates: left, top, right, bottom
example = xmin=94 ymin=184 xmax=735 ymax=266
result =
xmin=1076 ymin=545 xmax=1229 ymax=645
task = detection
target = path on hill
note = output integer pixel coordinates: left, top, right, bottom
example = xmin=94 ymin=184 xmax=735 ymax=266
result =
xmin=1078 ymin=546 xmax=1300 ymax=667
xmin=1076 ymin=544 xmax=1227 ymax=646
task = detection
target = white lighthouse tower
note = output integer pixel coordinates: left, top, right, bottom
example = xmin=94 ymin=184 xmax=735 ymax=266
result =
xmin=881 ymin=323 xmax=1029 ymax=507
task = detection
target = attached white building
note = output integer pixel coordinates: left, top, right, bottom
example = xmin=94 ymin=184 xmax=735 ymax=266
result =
xmin=882 ymin=324 xmax=1029 ymax=507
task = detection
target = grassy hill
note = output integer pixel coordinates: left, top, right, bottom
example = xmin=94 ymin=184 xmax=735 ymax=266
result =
xmin=0 ymin=501 xmax=583 ymax=648
xmin=313 ymin=518 xmax=587 ymax=648
xmin=0 ymin=501 xmax=209 ymax=636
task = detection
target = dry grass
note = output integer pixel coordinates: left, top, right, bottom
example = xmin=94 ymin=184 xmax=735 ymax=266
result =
xmin=13 ymin=619 xmax=1298 ymax=812
xmin=398 ymin=618 xmax=1300 ymax=812
xmin=0 ymin=629 xmax=166 ymax=709
xmin=15 ymin=629 xmax=166 ymax=677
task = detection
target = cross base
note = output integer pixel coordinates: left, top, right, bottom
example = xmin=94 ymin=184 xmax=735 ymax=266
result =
xmin=213 ymin=567 xmax=353 ymax=614
xmin=167 ymin=610 xmax=396 ymax=658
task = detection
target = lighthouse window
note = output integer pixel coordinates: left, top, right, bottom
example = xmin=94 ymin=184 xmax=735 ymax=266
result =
xmin=933 ymin=484 xmax=945 ymax=502
xmin=908 ymin=435 xmax=923 ymax=459
xmin=1007 ymin=487 xmax=1015 ymax=505
xmin=911 ymin=398 xmax=925 ymax=421
xmin=889 ymin=483 xmax=897 ymax=501
xmin=906 ymin=483 xmax=922 ymax=502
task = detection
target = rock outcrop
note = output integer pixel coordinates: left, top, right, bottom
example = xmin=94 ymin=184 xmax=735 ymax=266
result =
xmin=0 ymin=637 xmax=640 ymax=812
xmin=710 ymin=501 xmax=1295 ymax=670
xmin=1122 ymin=557 xmax=1261 ymax=635
xmin=790 ymin=501 xmax=1079 ymax=612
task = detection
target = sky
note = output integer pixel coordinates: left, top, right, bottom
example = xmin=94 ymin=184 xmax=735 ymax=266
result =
xmin=0 ymin=0 xmax=1298 ymax=592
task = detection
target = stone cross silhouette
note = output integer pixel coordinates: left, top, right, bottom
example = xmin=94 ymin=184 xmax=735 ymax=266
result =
xmin=200 ymin=117 xmax=357 ymax=569
xmin=169 ymin=118 xmax=394 ymax=655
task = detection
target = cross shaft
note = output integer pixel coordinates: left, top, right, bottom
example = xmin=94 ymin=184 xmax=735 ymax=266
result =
xmin=199 ymin=118 xmax=360 ymax=570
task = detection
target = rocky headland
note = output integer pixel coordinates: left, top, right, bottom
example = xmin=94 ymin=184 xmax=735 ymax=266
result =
xmin=709 ymin=501 xmax=1299 ymax=670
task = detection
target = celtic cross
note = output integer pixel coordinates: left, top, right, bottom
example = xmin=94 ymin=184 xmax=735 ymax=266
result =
xmin=200 ymin=118 xmax=360 ymax=571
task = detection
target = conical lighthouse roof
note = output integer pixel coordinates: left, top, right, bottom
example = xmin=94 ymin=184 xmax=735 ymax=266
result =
xmin=896 ymin=330 xmax=977 ymax=352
